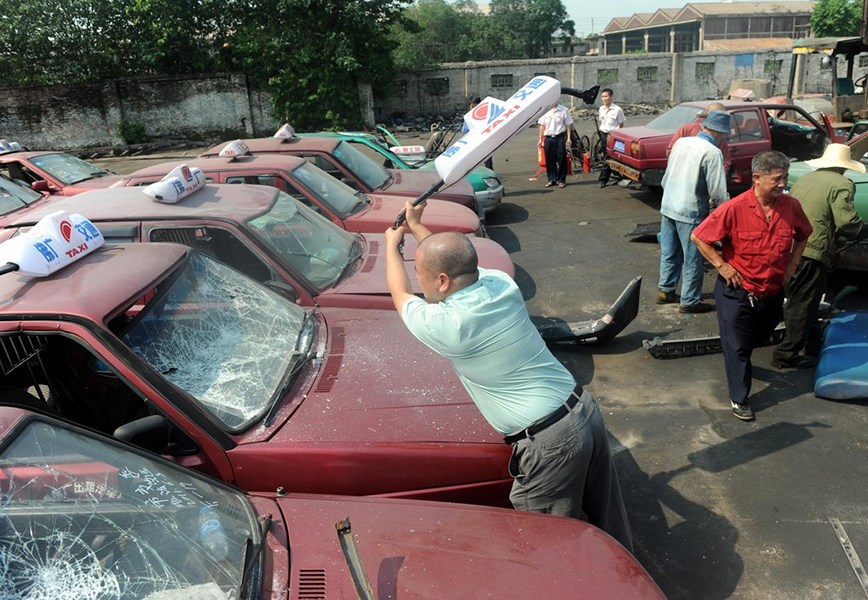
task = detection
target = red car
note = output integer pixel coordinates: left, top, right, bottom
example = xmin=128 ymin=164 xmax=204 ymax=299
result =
xmin=199 ymin=137 xmax=483 ymax=218
xmin=0 ymin=148 xmax=123 ymax=195
xmin=0 ymin=224 xmax=515 ymax=504
xmin=0 ymin=408 xmax=663 ymax=598
xmin=113 ymin=153 xmax=485 ymax=236
xmin=2 ymin=183 xmax=514 ymax=310
xmin=605 ymin=100 xmax=832 ymax=192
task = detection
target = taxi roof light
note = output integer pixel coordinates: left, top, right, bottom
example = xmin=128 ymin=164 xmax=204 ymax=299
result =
xmin=0 ymin=210 xmax=104 ymax=277
xmin=218 ymin=140 xmax=251 ymax=160
xmin=0 ymin=140 xmax=22 ymax=151
xmin=274 ymin=124 xmax=295 ymax=139
xmin=143 ymin=164 xmax=206 ymax=204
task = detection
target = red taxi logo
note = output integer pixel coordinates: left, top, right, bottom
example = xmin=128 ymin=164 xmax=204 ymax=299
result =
xmin=65 ymin=243 xmax=88 ymax=258
xmin=59 ymin=220 xmax=73 ymax=242
xmin=470 ymin=103 xmax=490 ymax=122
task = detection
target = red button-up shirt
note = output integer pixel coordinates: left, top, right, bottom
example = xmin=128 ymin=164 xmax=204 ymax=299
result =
xmin=693 ymin=188 xmax=813 ymax=298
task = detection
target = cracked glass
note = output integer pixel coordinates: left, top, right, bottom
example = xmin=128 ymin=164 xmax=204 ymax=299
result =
xmin=0 ymin=418 xmax=259 ymax=598
xmin=122 ymin=252 xmax=306 ymax=430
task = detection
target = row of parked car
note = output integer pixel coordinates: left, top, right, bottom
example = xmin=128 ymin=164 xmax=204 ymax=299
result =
xmin=0 ymin=130 xmax=665 ymax=597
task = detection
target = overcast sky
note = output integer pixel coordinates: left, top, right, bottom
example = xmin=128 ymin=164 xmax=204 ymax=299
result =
xmin=562 ymin=0 xmax=777 ymax=37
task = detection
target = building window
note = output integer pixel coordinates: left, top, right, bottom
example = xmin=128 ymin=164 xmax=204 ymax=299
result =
xmin=597 ymin=68 xmax=619 ymax=85
xmin=695 ymin=62 xmax=715 ymax=79
xmin=425 ymin=77 xmax=449 ymax=96
xmin=395 ymin=80 xmax=408 ymax=96
xmin=491 ymin=74 xmax=514 ymax=88
xmin=859 ymin=55 xmax=868 ymax=68
xmin=637 ymin=66 xmax=658 ymax=81
xmin=764 ymin=59 xmax=782 ymax=74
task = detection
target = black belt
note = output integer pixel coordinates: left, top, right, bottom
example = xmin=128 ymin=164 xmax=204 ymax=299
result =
xmin=503 ymin=386 xmax=583 ymax=445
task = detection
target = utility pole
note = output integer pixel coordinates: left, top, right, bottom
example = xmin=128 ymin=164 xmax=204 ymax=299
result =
xmin=863 ymin=0 xmax=868 ymax=44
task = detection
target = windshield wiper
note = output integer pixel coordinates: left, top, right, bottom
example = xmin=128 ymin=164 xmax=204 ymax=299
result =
xmin=336 ymin=518 xmax=375 ymax=600
xmin=348 ymin=192 xmax=370 ymax=215
xmin=239 ymin=514 xmax=272 ymax=599
xmin=263 ymin=309 xmax=317 ymax=426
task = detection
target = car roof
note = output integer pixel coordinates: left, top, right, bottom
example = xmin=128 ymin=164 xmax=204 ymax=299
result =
xmin=679 ymin=100 xmax=801 ymax=111
xmin=7 ymin=184 xmax=280 ymax=226
xmin=0 ymin=150 xmax=58 ymax=160
xmin=124 ymin=154 xmax=307 ymax=180
xmin=202 ymin=137 xmax=341 ymax=157
xmin=0 ymin=242 xmax=187 ymax=321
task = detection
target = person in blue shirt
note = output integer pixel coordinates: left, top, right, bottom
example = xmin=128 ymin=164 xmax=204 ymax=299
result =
xmin=384 ymin=201 xmax=633 ymax=552
xmin=657 ymin=110 xmax=731 ymax=314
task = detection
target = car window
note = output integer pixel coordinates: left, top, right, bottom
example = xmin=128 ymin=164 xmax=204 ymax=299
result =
xmin=0 ymin=162 xmax=41 ymax=187
xmin=290 ymin=161 xmax=368 ymax=218
xmin=0 ymin=418 xmax=257 ymax=597
xmin=224 ymin=174 xmax=285 ymax=190
xmin=763 ymin=108 xmax=825 ymax=162
xmin=346 ymin=139 xmax=398 ymax=169
xmin=246 ymin=191 xmax=360 ymax=291
xmin=730 ymin=111 xmax=766 ymax=142
xmin=122 ymin=251 xmax=305 ymax=430
xmin=29 ymin=153 xmax=110 ymax=185
xmin=332 ymin=140 xmax=390 ymax=189
xmin=0 ymin=174 xmax=42 ymax=214
xmin=645 ymin=105 xmax=705 ymax=133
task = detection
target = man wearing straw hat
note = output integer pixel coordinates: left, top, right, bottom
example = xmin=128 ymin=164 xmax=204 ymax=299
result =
xmin=771 ymin=143 xmax=865 ymax=369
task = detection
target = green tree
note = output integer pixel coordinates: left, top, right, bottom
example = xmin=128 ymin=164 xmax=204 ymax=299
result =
xmin=489 ymin=0 xmax=574 ymax=58
xmin=230 ymin=0 xmax=410 ymax=130
xmin=810 ymin=0 xmax=862 ymax=37
xmin=391 ymin=0 xmax=476 ymax=68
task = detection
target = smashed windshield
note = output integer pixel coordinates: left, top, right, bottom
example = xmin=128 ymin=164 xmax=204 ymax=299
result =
xmin=333 ymin=140 xmax=390 ymax=189
xmin=247 ymin=191 xmax=361 ymax=291
xmin=0 ymin=419 xmax=258 ymax=598
xmin=30 ymin=153 xmax=111 ymax=185
xmin=0 ymin=174 xmax=41 ymax=216
xmin=122 ymin=252 xmax=305 ymax=430
xmin=646 ymin=105 xmax=706 ymax=133
xmin=291 ymin=160 xmax=369 ymax=218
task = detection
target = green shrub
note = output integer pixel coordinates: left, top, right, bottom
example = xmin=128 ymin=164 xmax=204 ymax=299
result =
xmin=118 ymin=121 xmax=148 ymax=145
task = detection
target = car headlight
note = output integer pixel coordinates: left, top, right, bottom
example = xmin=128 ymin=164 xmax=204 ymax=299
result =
xmin=483 ymin=177 xmax=500 ymax=189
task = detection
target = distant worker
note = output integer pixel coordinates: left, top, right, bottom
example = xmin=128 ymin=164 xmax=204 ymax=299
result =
xmin=691 ymin=151 xmax=812 ymax=421
xmin=384 ymin=201 xmax=633 ymax=551
xmin=657 ymin=110 xmax=731 ymax=314
xmin=597 ymin=88 xmax=626 ymax=188
xmin=667 ymin=102 xmax=732 ymax=175
xmin=772 ymin=144 xmax=865 ymax=369
xmin=537 ymin=103 xmax=573 ymax=188
xmin=462 ymin=96 xmax=493 ymax=170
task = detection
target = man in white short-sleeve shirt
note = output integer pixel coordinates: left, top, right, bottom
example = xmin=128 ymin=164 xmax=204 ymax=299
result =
xmin=384 ymin=201 xmax=633 ymax=551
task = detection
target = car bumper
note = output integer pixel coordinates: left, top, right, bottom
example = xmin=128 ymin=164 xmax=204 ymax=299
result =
xmin=475 ymin=184 xmax=504 ymax=214
xmin=606 ymin=160 xmax=664 ymax=188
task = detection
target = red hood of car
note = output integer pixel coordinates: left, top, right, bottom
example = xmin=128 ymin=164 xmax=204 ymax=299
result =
xmin=350 ymin=194 xmax=480 ymax=234
xmin=63 ymin=174 xmax=125 ymax=195
xmin=268 ymin=493 xmax=663 ymax=599
xmin=320 ymin=235 xmax=513 ymax=308
xmin=380 ymin=169 xmax=476 ymax=205
xmin=273 ymin=305 xmax=498 ymax=445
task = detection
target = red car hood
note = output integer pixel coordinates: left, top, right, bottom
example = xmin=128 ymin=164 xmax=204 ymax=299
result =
xmin=350 ymin=194 xmax=480 ymax=235
xmin=270 ymin=494 xmax=663 ymax=599
xmin=64 ymin=174 xmax=125 ymax=195
xmin=321 ymin=235 xmax=513 ymax=306
xmin=275 ymin=306 xmax=497 ymax=444
xmin=380 ymin=169 xmax=476 ymax=205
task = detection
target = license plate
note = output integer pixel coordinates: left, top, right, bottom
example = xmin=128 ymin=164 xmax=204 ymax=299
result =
xmin=614 ymin=140 xmax=625 ymax=153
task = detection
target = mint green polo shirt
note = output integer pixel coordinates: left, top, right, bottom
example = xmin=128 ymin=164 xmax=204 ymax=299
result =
xmin=402 ymin=268 xmax=575 ymax=434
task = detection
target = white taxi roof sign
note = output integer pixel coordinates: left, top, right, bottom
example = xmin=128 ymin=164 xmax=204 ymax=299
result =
xmin=218 ymin=140 xmax=250 ymax=158
xmin=0 ymin=210 xmax=104 ymax=277
xmin=142 ymin=164 xmax=206 ymax=204
xmin=274 ymin=124 xmax=295 ymax=138
xmin=390 ymin=145 xmax=426 ymax=155
xmin=0 ymin=140 xmax=22 ymax=151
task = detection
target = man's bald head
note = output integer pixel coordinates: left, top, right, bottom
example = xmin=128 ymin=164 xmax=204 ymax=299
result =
xmin=417 ymin=232 xmax=479 ymax=297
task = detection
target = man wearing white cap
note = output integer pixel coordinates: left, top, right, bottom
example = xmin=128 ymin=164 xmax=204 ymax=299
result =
xmin=772 ymin=143 xmax=866 ymax=369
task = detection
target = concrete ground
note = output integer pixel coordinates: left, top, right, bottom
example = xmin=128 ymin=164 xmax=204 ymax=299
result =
xmin=95 ymin=119 xmax=868 ymax=599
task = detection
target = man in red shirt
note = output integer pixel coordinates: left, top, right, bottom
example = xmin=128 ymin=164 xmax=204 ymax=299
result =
xmin=691 ymin=151 xmax=813 ymax=421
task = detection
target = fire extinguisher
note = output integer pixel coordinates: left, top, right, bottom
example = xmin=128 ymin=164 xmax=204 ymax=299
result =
xmin=583 ymin=151 xmax=590 ymax=173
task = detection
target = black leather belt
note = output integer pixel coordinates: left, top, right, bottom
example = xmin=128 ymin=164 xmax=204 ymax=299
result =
xmin=503 ymin=386 xmax=583 ymax=445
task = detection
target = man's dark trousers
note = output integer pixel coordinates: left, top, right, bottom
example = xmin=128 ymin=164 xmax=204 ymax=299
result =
xmin=543 ymin=131 xmax=567 ymax=184
xmin=715 ymin=277 xmax=784 ymax=403
xmin=774 ymin=258 xmax=826 ymax=361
